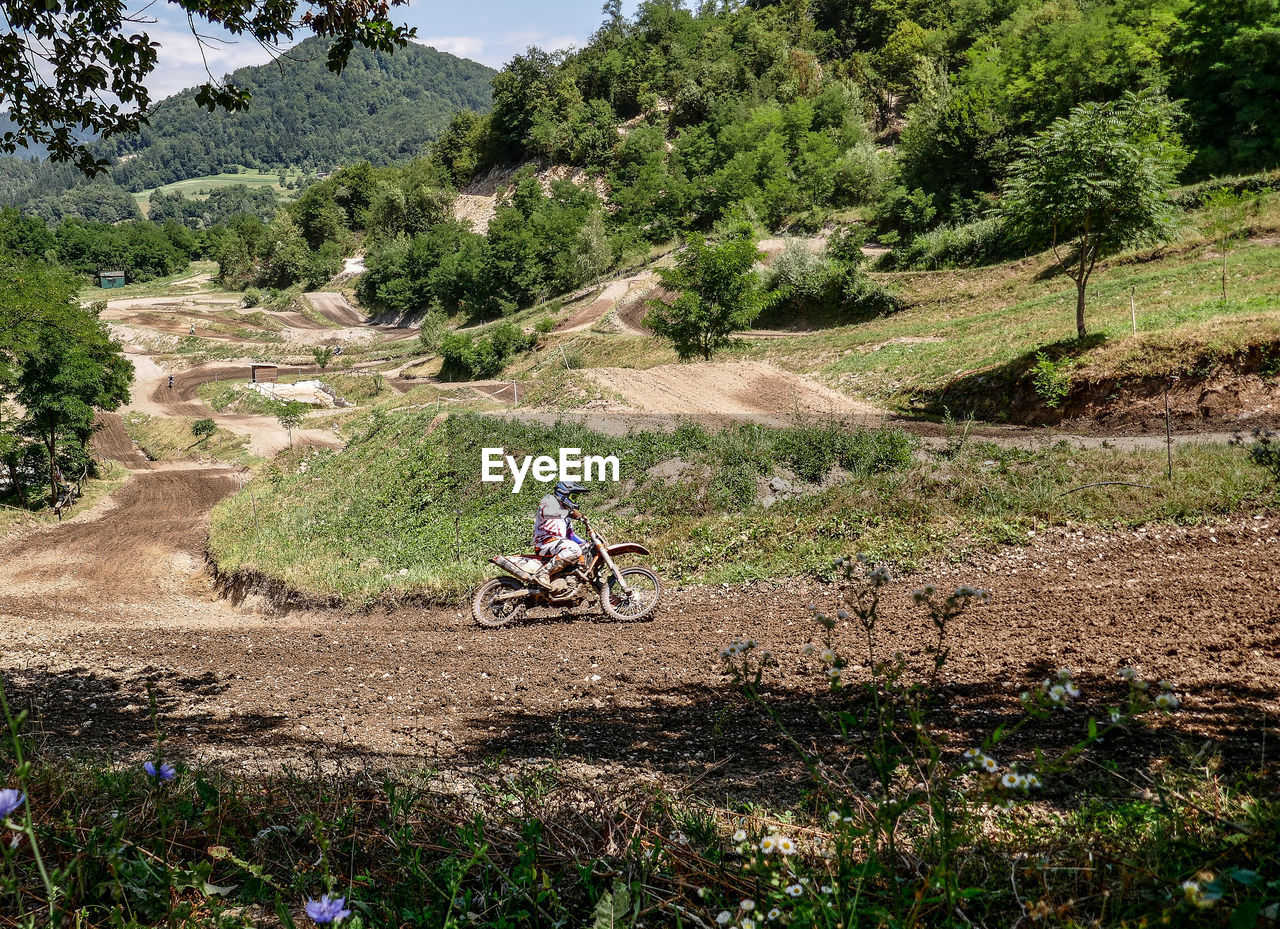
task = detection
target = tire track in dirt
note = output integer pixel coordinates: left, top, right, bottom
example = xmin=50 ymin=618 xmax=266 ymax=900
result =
xmin=0 ymin=465 xmax=238 ymax=617
xmin=586 ymin=361 xmax=882 ymax=418
xmin=0 ymin=515 xmax=1275 ymax=785
xmin=92 ymin=413 xmax=152 ymax=470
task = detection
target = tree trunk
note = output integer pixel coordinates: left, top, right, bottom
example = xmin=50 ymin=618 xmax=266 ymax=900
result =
xmin=46 ymin=429 xmax=58 ymax=508
xmin=1075 ymin=277 xmax=1087 ymax=340
xmin=6 ymin=459 xmax=23 ymax=506
xmin=1075 ymin=236 xmax=1091 ymax=340
xmin=1222 ymin=244 xmax=1228 ymax=304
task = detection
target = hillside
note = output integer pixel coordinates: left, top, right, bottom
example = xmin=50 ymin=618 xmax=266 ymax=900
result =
xmin=101 ymin=37 xmax=494 ymax=191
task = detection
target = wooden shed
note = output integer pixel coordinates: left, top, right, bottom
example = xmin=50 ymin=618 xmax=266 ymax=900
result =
xmin=249 ymin=363 xmax=279 ymax=384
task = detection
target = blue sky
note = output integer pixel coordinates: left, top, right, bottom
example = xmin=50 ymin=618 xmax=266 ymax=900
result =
xmin=142 ymin=0 xmax=638 ymax=101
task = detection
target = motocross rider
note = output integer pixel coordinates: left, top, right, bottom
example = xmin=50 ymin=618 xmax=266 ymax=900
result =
xmin=531 ymin=480 xmax=589 ymax=590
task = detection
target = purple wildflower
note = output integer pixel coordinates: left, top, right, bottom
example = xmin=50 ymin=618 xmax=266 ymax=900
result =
xmin=143 ymin=761 xmax=176 ymax=783
xmin=0 ymin=789 xmax=24 ymax=819
xmin=305 ymin=895 xmax=352 ymax=925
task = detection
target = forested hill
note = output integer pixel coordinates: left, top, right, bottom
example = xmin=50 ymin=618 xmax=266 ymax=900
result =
xmin=101 ymin=37 xmax=494 ymax=191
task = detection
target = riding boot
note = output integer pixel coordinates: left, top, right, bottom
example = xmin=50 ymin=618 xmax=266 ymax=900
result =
xmin=531 ymin=563 xmax=556 ymax=590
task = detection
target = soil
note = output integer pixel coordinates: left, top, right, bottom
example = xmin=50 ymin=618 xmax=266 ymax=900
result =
xmin=5 ymin=273 xmax=1274 ymax=800
xmin=586 ymin=361 xmax=884 ymax=418
xmin=1 ymin=455 xmax=1275 ymax=796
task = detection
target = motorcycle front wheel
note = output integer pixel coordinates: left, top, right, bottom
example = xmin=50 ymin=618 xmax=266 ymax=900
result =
xmin=601 ymin=567 xmax=661 ymax=621
xmin=472 ymin=577 xmax=529 ymax=628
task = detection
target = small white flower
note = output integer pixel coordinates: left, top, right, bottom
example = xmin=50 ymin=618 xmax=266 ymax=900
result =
xmin=742 ymin=919 xmax=756 ymax=929
xmin=962 ymin=748 xmax=981 ymax=760
xmin=1118 ymin=667 xmax=1137 ymax=680
xmin=819 ymin=648 xmax=837 ymax=664
xmin=982 ymin=756 xmax=999 ymax=773
xmin=767 ymin=909 xmax=781 ymax=922
xmin=820 ymin=885 xmax=834 ymax=895
xmin=1026 ymin=774 xmax=1042 ymax=789
xmin=828 ymin=810 xmax=840 ymax=823
xmin=1048 ymin=684 xmax=1067 ymax=703
xmin=776 ymin=835 xmax=797 ymax=855
xmin=1000 ymin=772 xmax=1020 ymax=789
xmin=1155 ymin=692 xmax=1180 ymax=710
xmin=801 ymin=644 xmax=816 ymax=657
xmin=760 ymin=835 xmax=777 ymax=854
xmin=785 ymin=884 xmax=803 ymax=897
xmin=732 ymin=829 xmax=747 ymax=843
xmin=1065 ymin=682 xmax=1080 ymax=699
xmin=827 ymin=667 xmax=841 ymax=680
xmin=740 ymin=900 xmax=755 ymax=911
xmin=1109 ymin=710 xmax=1123 ymax=723
xmin=717 ymin=912 xmax=732 ymax=926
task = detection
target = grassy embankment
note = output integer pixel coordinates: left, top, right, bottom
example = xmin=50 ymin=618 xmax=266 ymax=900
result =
xmin=475 ymin=193 xmax=1280 ymax=415
xmin=0 ymin=461 xmax=128 ymax=540
xmin=131 ymin=168 xmax=306 ymax=215
xmin=207 ymin=410 xmax=1275 ymax=603
xmin=122 ymin=411 xmax=256 ymax=465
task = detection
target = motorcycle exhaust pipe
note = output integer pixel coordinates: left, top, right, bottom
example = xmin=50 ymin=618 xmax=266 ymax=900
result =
xmin=492 ymin=555 xmax=538 ymax=585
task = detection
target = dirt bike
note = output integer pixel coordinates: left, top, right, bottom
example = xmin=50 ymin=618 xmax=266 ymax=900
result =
xmin=471 ymin=511 xmax=662 ymax=628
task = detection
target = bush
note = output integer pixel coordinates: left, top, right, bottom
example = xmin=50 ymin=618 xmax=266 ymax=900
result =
xmin=770 ymin=238 xmax=831 ymax=301
xmin=241 ymin=287 xmax=262 ymax=308
xmin=881 ymin=215 xmax=1033 ymax=270
xmin=439 ymin=322 xmax=536 ymax=380
xmin=417 ymin=303 xmax=450 ymax=352
xmin=1031 ymin=352 xmax=1074 ymax=409
xmin=191 ymin=418 xmax=215 ymax=440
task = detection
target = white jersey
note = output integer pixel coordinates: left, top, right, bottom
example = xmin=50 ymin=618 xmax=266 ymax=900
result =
xmin=533 ymin=493 xmax=574 ymax=548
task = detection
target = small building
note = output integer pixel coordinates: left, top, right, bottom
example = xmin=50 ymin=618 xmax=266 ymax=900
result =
xmin=249 ymin=363 xmax=279 ymax=384
xmin=98 ymin=270 xmax=126 ymax=289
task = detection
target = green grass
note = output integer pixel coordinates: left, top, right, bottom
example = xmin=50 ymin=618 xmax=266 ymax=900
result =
xmin=122 ymin=410 xmax=256 ymax=465
xmin=487 ymin=195 xmax=1280 ymax=416
xmin=207 ymin=410 xmax=1276 ymax=603
xmin=77 ymin=261 xmax=228 ymax=302
xmin=0 ymin=461 xmax=127 ymax=539
xmin=132 ymin=168 xmax=305 ymax=214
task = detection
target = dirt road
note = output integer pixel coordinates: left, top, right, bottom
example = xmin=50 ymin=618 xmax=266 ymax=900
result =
xmin=1 ymin=449 xmax=1274 ymax=788
xmin=587 ymin=361 xmax=885 ymax=418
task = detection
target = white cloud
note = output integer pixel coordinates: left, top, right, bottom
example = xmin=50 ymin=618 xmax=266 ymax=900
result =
xmin=417 ymin=36 xmax=487 ymax=60
xmin=415 ymin=30 xmax=581 ymax=68
xmin=143 ymin=22 xmax=283 ymax=102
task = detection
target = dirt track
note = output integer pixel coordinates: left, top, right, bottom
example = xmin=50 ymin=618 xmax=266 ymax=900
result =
xmin=587 ymin=361 xmax=883 ymax=417
xmin=4 ymin=273 xmax=1274 ymax=792
xmin=1 ymin=469 xmax=1275 ymax=787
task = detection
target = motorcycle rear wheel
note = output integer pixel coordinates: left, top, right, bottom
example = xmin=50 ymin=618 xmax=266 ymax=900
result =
xmin=601 ymin=567 xmax=661 ymax=621
xmin=472 ymin=577 xmax=529 ymax=628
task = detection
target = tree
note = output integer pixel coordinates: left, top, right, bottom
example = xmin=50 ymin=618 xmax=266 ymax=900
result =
xmin=311 ymin=346 xmax=335 ymax=369
xmin=999 ymin=90 xmax=1187 ymax=339
xmin=275 ymin=401 xmax=308 ymax=447
xmin=1201 ymin=187 xmax=1262 ymax=304
xmin=644 ymin=232 xmax=773 ymax=361
xmin=14 ymin=286 xmax=132 ymax=505
xmin=192 ymin=418 xmax=217 ymax=442
xmin=0 ymin=0 xmax=414 ymax=174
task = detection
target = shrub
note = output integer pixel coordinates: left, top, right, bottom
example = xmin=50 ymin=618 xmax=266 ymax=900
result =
xmin=191 ymin=418 xmax=215 ymax=440
xmin=1232 ymin=428 xmax=1280 ymax=482
xmin=417 ymin=303 xmax=450 ymax=352
xmin=882 ymin=215 xmax=1031 ymax=270
xmin=770 ymin=238 xmax=831 ymax=301
xmin=241 ymin=287 xmax=262 ymax=308
xmin=1031 ymin=352 xmax=1075 ymax=409
xmin=439 ymin=322 xmax=536 ymax=380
